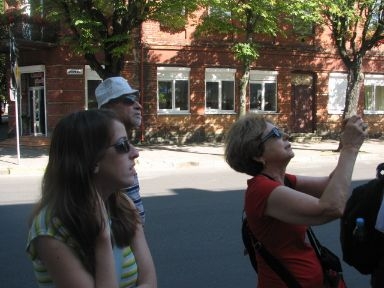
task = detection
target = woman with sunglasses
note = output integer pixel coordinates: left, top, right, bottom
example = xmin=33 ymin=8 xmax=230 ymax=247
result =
xmin=225 ymin=113 xmax=367 ymax=288
xmin=26 ymin=109 xmax=157 ymax=288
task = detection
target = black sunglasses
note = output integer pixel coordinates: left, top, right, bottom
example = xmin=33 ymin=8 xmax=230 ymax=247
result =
xmin=122 ymin=92 xmax=140 ymax=104
xmin=120 ymin=97 xmax=135 ymax=105
xmin=108 ymin=138 xmax=130 ymax=154
xmin=260 ymin=127 xmax=283 ymax=144
xmin=111 ymin=93 xmax=140 ymax=106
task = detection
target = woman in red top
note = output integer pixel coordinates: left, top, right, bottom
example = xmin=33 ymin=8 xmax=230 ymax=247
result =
xmin=224 ymin=114 xmax=367 ymax=287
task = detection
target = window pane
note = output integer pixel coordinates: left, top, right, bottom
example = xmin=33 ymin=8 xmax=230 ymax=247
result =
xmin=175 ymin=80 xmax=188 ymax=110
xmin=221 ymin=81 xmax=234 ymax=110
xmin=365 ymin=85 xmax=374 ymax=110
xmin=87 ymin=80 xmax=102 ymax=109
xmin=158 ymin=81 xmax=172 ymax=109
xmin=206 ymin=82 xmax=219 ymax=109
xmin=328 ymin=74 xmax=347 ymax=114
xmin=250 ymin=83 xmax=262 ymax=110
xmin=375 ymin=86 xmax=384 ymax=110
xmin=264 ymin=83 xmax=276 ymax=111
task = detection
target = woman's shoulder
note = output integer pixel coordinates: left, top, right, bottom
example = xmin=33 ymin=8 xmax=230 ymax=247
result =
xmin=27 ymin=206 xmax=74 ymax=253
xmin=247 ymin=173 xmax=297 ymax=187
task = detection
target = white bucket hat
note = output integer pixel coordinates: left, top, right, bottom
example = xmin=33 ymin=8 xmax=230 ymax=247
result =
xmin=95 ymin=76 xmax=139 ymax=108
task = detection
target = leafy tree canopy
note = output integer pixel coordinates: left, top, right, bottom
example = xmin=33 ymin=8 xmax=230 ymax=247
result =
xmin=290 ymin=0 xmax=384 ymax=65
xmin=195 ymin=0 xmax=301 ymax=115
xmin=42 ymin=0 xmax=202 ymax=79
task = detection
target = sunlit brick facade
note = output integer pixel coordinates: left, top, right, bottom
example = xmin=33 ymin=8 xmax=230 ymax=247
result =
xmin=3 ymin=6 xmax=384 ymax=143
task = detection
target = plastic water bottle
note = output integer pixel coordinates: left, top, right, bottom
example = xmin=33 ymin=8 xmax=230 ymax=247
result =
xmin=353 ymin=217 xmax=366 ymax=242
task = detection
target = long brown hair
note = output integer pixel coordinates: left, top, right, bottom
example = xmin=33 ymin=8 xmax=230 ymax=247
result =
xmin=30 ymin=109 xmax=139 ymax=274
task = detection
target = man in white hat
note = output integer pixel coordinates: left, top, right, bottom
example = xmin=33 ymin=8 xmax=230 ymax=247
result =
xmin=95 ymin=76 xmax=145 ymax=224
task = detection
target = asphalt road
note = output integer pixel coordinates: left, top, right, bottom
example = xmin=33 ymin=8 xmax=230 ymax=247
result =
xmin=0 ymin=166 xmax=373 ymax=287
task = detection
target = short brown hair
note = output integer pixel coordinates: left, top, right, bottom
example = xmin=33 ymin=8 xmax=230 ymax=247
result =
xmin=224 ymin=113 xmax=269 ymax=176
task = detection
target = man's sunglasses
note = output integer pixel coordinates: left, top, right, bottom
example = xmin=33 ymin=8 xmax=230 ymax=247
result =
xmin=109 ymin=138 xmax=130 ymax=154
xmin=260 ymin=127 xmax=283 ymax=144
xmin=121 ymin=92 xmax=140 ymax=105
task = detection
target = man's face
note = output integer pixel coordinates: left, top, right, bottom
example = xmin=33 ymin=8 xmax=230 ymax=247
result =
xmin=105 ymin=96 xmax=142 ymax=130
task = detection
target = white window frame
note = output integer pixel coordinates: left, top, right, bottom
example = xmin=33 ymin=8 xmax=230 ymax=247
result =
xmin=249 ymin=70 xmax=278 ymax=113
xmin=328 ymin=72 xmax=347 ymax=114
xmin=205 ymin=68 xmax=236 ymax=114
xmin=364 ymin=74 xmax=384 ymax=114
xmin=157 ymin=67 xmax=190 ymax=115
xmin=18 ymin=65 xmax=46 ymax=135
xmin=85 ymin=65 xmax=102 ymax=110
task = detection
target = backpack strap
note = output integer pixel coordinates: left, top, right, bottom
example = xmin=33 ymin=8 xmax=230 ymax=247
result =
xmin=243 ymin=212 xmax=302 ymax=288
xmin=244 ymin=174 xmax=302 ymax=287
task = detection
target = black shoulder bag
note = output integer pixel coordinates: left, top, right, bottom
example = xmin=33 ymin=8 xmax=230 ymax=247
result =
xmin=307 ymin=227 xmax=346 ymax=288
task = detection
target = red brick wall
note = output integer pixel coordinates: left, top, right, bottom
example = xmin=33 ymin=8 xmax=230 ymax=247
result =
xmin=5 ymin=7 xmax=384 ymax=143
xmin=134 ymin=13 xmax=384 ymax=142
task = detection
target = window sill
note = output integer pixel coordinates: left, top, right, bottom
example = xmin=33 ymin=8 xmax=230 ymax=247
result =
xmin=205 ymin=111 xmax=236 ymax=115
xmin=157 ymin=110 xmax=191 ymax=115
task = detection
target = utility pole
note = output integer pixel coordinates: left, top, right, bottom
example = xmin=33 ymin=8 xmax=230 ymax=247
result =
xmin=9 ymin=24 xmax=20 ymax=164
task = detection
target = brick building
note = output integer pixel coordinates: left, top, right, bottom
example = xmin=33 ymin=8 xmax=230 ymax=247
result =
xmin=2 ymin=5 xmax=384 ymax=143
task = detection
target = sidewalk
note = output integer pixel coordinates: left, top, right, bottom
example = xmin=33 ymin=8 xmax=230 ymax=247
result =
xmin=1 ymin=139 xmax=384 ymax=176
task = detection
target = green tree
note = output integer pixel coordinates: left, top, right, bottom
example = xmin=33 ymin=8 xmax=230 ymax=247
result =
xmin=295 ymin=0 xmax=384 ymax=120
xmin=291 ymin=0 xmax=384 ymax=150
xmin=196 ymin=0 xmax=295 ymax=116
xmin=43 ymin=0 xmax=202 ymax=79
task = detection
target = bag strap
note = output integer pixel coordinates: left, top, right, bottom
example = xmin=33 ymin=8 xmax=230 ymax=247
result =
xmin=246 ymin=174 xmax=302 ymax=287
xmin=306 ymin=227 xmax=322 ymax=258
xmin=244 ymin=214 xmax=302 ymax=288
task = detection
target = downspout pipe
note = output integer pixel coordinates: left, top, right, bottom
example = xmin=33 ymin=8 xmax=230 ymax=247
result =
xmin=140 ymin=35 xmax=145 ymax=143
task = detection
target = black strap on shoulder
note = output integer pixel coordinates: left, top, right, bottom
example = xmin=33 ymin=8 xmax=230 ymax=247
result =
xmin=245 ymin=174 xmax=302 ymax=287
xmin=250 ymin=232 xmax=302 ymax=288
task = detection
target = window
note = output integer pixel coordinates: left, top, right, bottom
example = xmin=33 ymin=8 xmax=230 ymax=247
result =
xmin=249 ymin=70 xmax=278 ymax=112
xmin=205 ymin=68 xmax=235 ymax=113
xmin=85 ymin=66 xmax=101 ymax=109
xmin=208 ymin=6 xmax=231 ymax=18
xmin=328 ymin=73 xmax=347 ymax=114
xmin=157 ymin=67 xmax=190 ymax=114
xmin=364 ymin=74 xmax=384 ymax=114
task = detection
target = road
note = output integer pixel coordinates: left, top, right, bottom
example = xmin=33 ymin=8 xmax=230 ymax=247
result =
xmin=0 ymin=164 xmax=373 ymax=287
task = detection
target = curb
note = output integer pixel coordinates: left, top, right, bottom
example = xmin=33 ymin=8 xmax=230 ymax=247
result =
xmin=1 ymin=140 xmax=384 ymax=176
xmin=0 ymin=165 xmax=47 ymax=176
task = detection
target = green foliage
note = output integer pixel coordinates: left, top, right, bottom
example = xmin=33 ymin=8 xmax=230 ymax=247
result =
xmin=42 ymin=0 xmax=202 ymax=77
xmin=296 ymin=0 xmax=384 ymax=118
xmin=232 ymin=43 xmax=259 ymax=66
xmin=195 ymin=0 xmax=303 ymax=47
xmin=196 ymin=0 xmax=307 ymax=116
xmin=150 ymin=1 xmax=201 ymax=32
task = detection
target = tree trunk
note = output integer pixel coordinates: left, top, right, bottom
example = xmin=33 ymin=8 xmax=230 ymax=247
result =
xmin=239 ymin=67 xmax=250 ymax=117
xmin=334 ymin=59 xmax=363 ymax=151
xmin=342 ymin=62 xmax=363 ymax=119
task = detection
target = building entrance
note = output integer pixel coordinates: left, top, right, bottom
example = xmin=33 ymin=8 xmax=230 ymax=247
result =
xmin=28 ymin=86 xmax=45 ymax=135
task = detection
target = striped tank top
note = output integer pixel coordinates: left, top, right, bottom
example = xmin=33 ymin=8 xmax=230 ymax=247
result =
xmin=26 ymin=207 xmax=138 ymax=287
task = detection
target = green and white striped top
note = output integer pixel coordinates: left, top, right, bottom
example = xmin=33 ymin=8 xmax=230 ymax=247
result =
xmin=26 ymin=207 xmax=138 ymax=287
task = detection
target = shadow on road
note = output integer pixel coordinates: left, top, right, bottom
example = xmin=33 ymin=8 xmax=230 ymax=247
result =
xmin=1 ymin=180 xmax=372 ymax=288
xmin=0 ymin=203 xmax=35 ymax=287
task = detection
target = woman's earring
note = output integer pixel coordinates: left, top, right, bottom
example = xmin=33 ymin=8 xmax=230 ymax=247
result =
xmin=94 ymin=164 xmax=99 ymax=174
